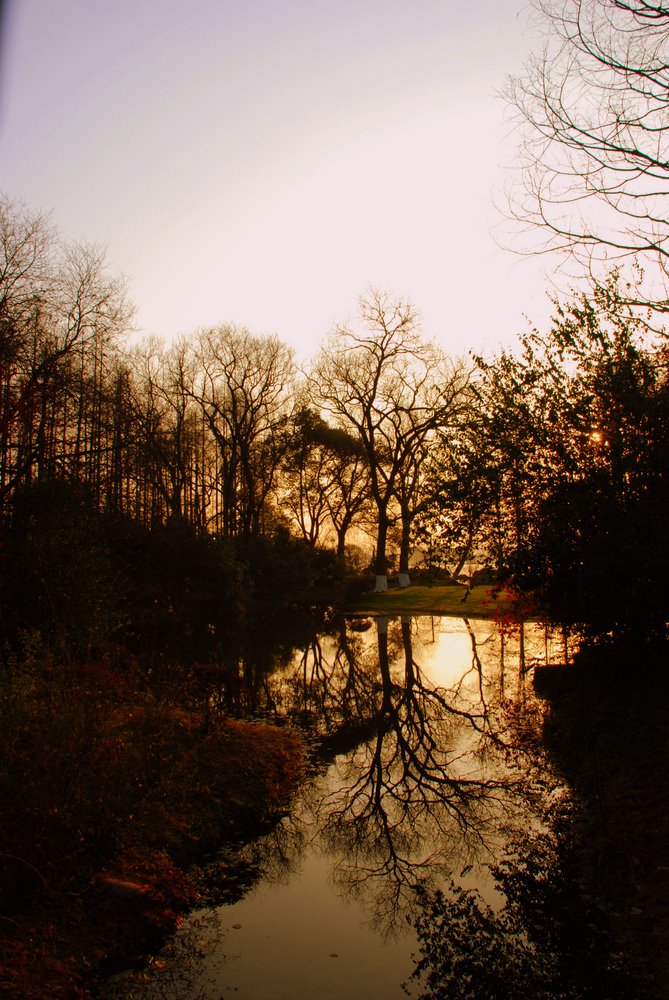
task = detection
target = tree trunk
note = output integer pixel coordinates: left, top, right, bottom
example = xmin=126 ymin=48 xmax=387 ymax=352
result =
xmin=376 ymin=617 xmax=391 ymax=698
xmin=398 ymin=508 xmax=411 ymax=587
xmin=451 ymin=525 xmax=474 ymax=581
xmin=401 ymin=617 xmax=415 ymax=686
xmin=336 ymin=526 xmax=347 ymax=566
xmin=374 ymin=513 xmax=389 ymax=592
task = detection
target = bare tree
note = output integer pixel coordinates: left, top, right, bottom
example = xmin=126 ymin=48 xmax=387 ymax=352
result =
xmin=508 ymin=0 xmax=669 ymax=315
xmin=310 ymin=289 xmax=468 ymax=591
xmin=393 ymin=361 xmax=471 ymax=586
xmin=0 ymin=197 xmax=132 ymax=513
xmin=195 ymin=326 xmax=295 ymax=539
xmin=128 ymin=337 xmax=203 ymax=524
xmin=318 ymin=616 xmax=510 ymax=935
xmin=56 ymin=242 xmax=133 ymax=504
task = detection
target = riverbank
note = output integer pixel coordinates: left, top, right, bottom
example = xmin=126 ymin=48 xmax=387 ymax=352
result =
xmin=536 ymin=648 xmax=669 ymax=998
xmin=0 ymin=678 xmax=305 ymax=1000
xmin=344 ymin=583 xmax=514 ymax=618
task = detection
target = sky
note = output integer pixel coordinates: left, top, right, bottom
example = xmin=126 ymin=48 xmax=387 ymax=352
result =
xmin=0 ymin=0 xmax=555 ymax=361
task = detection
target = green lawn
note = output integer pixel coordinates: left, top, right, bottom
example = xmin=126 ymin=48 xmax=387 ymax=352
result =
xmin=344 ymin=584 xmax=511 ymax=618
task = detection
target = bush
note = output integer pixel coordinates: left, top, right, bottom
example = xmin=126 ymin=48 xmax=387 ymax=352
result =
xmin=237 ymin=529 xmax=342 ymax=601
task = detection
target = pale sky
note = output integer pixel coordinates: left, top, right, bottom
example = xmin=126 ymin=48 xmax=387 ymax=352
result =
xmin=0 ymin=0 xmax=555 ymax=360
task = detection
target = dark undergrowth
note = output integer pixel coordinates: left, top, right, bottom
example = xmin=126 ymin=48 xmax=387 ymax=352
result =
xmin=536 ymin=639 xmax=669 ymax=999
xmin=406 ymin=794 xmax=652 ymax=1000
xmin=0 ymin=643 xmax=305 ymax=999
xmin=0 ymin=484 xmax=343 ymax=998
xmin=405 ymin=636 xmax=669 ymax=1000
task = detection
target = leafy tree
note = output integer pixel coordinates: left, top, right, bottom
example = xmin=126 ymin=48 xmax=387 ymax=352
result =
xmin=479 ymin=273 xmax=669 ymax=641
xmin=281 ymin=405 xmax=339 ymax=546
xmin=5 ymin=481 xmax=127 ymax=658
xmin=413 ymin=414 xmax=498 ymax=581
xmin=281 ymin=404 xmax=372 ymax=562
xmin=322 ymin=426 xmax=373 ymax=567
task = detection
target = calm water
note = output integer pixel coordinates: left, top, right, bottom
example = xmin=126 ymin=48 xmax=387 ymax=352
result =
xmin=103 ymin=615 xmax=562 ymax=1000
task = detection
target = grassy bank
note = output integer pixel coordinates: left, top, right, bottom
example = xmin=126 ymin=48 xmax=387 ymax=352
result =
xmin=345 ymin=583 xmax=513 ymax=618
xmin=0 ymin=660 xmax=305 ymax=999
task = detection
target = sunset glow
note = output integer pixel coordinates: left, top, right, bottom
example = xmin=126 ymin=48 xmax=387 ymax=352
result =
xmin=0 ymin=0 xmax=553 ymax=358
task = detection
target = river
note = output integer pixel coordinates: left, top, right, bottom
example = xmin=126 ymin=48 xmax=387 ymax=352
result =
xmin=102 ymin=614 xmax=567 ymax=999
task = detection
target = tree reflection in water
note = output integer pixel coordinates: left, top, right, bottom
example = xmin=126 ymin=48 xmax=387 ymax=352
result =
xmin=306 ymin=616 xmax=530 ymax=937
xmin=406 ymin=796 xmax=644 ymax=1000
xmin=104 ymin=614 xmax=554 ymax=999
xmin=206 ymin=614 xmax=541 ymax=938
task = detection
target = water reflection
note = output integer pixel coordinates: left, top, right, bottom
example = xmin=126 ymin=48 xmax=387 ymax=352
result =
xmin=104 ymin=614 xmax=552 ymax=1000
xmin=314 ymin=616 xmax=522 ymax=937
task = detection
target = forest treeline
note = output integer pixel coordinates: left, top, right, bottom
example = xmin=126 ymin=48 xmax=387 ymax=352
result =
xmin=1 ymin=195 xmax=669 ymax=651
